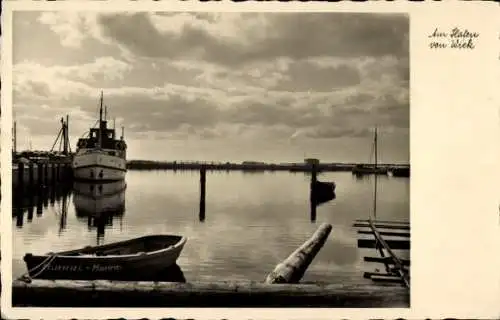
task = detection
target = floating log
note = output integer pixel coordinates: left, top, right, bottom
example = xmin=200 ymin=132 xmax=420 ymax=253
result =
xmin=364 ymin=256 xmax=410 ymax=266
xmin=12 ymin=279 xmax=409 ymax=308
xmin=358 ymin=239 xmax=410 ymax=250
xmin=265 ymin=223 xmax=332 ymax=284
xmin=353 ymin=223 xmax=410 ymax=230
xmin=358 ymin=230 xmax=410 ymax=238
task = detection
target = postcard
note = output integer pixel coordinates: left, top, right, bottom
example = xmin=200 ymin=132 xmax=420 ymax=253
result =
xmin=1 ymin=1 xmax=499 ymax=319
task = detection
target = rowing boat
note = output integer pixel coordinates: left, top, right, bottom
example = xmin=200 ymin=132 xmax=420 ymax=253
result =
xmin=23 ymin=235 xmax=187 ymax=280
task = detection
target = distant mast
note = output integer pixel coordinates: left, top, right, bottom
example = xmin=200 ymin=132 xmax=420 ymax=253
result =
xmin=98 ymin=91 xmax=103 ymax=149
xmin=373 ymin=127 xmax=378 ymax=219
xmin=13 ymin=121 xmax=17 ymax=155
xmin=121 ymin=126 xmax=125 ymax=140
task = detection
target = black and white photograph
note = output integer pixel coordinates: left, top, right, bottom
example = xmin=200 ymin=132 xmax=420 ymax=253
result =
xmin=8 ymin=9 xmax=411 ymax=308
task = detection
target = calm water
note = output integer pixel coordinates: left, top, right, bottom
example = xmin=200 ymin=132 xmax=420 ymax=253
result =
xmin=12 ymin=170 xmax=409 ymax=284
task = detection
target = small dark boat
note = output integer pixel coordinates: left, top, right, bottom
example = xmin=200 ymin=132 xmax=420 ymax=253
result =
xmin=23 ymin=235 xmax=187 ymax=280
xmin=391 ymin=167 xmax=410 ymax=178
xmin=352 ymin=164 xmax=388 ymax=176
xmin=311 ymin=180 xmax=336 ymax=205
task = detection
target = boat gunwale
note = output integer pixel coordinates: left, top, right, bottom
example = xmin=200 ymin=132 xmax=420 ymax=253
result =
xmin=24 ymin=235 xmax=187 ymax=260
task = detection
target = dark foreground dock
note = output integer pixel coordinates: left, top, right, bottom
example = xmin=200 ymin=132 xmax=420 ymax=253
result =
xmin=12 ymin=279 xmax=409 ymax=308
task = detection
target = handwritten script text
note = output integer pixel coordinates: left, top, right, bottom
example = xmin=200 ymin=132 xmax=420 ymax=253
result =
xmin=428 ymin=27 xmax=479 ymax=50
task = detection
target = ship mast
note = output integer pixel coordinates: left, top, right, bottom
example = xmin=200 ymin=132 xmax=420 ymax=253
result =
xmin=13 ymin=121 xmax=17 ymax=155
xmin=373 ymin=127 xmax=378 ymax=219
xmin=98 ymin=91 xmax=103 ymax=149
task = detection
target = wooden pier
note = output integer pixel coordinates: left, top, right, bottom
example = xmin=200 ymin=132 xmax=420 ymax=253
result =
xmin=13 ymin=161 xmax=72 ymax=191
xmin=12 ymin=279 xmax=409 ymax=308
xmin=354 ymin=219 xmax=410 ymax=288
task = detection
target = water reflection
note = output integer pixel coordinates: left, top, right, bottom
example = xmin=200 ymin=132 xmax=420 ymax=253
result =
xmin=13 ymin=171 xmax=409 ymax=285
xmin=12 ymin=184 xmax=72 ymax=230
xmin=73 ymin=181 xmax=126 ymax=245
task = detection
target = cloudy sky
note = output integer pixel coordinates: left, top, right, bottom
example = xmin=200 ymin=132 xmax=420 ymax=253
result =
xmin=13 ymin=11 xmax=409 ymax=163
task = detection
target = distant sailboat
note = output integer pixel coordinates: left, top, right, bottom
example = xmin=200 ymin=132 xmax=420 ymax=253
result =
xmin=352 ymin=127 xmax=387 ymax=176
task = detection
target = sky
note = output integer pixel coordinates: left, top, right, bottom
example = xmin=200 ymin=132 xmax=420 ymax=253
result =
xmin=12 ymin=11 xmax=409 ymax=163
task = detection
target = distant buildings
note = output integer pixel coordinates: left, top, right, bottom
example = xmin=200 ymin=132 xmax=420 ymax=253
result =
xmin=304 ymin=158 xmax=320 ymax=166
xmin=242 ymin=161 xmax=265 ymax=165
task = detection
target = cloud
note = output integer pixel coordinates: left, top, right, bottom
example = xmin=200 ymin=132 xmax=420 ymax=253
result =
xmin=95 ymin=13 xmax=408 ymax=66
xmin=14 ymin=12 xmax=409 ymax=146
xmin=37 ymin=12 xmax=110 ymax=48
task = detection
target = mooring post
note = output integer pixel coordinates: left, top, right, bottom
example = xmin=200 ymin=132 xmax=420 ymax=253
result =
xmin=43 ymin=188 xmax=49 ymax=208
xmin=265 ymin=223 xmax=332 ymax=284
xmin=28 ymin=163 xmax=34 ymax=187
xmin=18 ymin=162 xmax=25 ymax=189
xmin=44 ymin=163 xmax=49 ymax=185
xmin=51 ymin=164 xmax=56 ymax=185
xmin=15 ymin=207 xmax=24 ymax=228
xmin=56 ymin=164 xmax=61 ymax=181
xmin=27 ymin=204 xmax=34 ymax=222
xmin=310 ymin=197 xmax=317 ymax=222
xmin=50 ymin=186 xmax=56 ymax=205
xmin=38 ymin=164 xmax=44 ymax=186
xmin=310 ymin=164 xmax=317 ymax=222
xmin=36 ymin=193 xmax=43 ymax=216
xmin=199 ymin=166 xmax=206 ymax=222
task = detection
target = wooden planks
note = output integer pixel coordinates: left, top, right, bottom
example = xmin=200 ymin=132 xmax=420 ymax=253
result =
xmin=358 ymin=239 xmax=410 ymax=250
xmin=364 ymin=256 xmax=410 ymax=266
xmin=358 ymin=230 xmax=410 ymax=237
xmin=354 ymin=219 xmax=410 ymax=288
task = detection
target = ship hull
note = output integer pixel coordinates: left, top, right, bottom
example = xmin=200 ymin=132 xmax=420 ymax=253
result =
xmin=72 ymin=151 xmax=126 ymax=182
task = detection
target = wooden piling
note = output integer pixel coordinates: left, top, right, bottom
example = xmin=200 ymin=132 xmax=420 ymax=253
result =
xmin=56 ymin=164 xmax=60 ymax=181
xmin=27 ymin=206 xmax=34 ymax=222
xmin=44 ymin=163 xmax=49 ymax=185
xmin=15 ymin=207 xmax=24 ymax=227
xmin=199 ymin=167 xmax=206 ymax=222
xmin=309 ymin=164 xmax=317 ymax=222
xmin=265 ymin=223 xmax=332 ymax=284
xmin=18 ymin=163 xmax=24 ymax=189
xmin=38 ymin=164 xmax=44 ymax=185
xmin=28 ymin=163 xmax=34 ymax=186
xmin=36 ymin=194 xmax=43 ymax=216
xmin=12 ymin=279 xmax=409 ymax=308
xmin=51 ymin=164 xmax=56 ymax=185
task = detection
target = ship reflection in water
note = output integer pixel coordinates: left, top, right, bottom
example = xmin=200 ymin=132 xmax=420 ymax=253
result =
xmin=72 ymin=180 xmax=127 ymax=244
